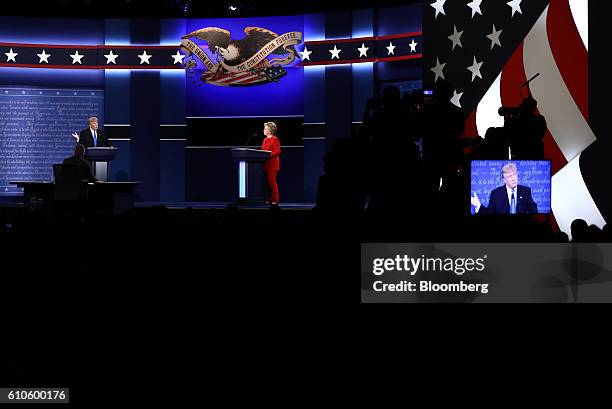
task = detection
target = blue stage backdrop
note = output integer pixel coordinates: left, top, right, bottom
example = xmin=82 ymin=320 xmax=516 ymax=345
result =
xmin=0 ymin=87 xmax=104 ymax=195
xmin=184 ymin=15 xmax=304 ymax=118
xmin=470 ymin=160 xmax=551 ymax=214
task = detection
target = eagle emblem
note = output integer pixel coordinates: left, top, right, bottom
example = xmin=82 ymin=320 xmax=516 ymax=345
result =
xmin=180 ymin=26 xmax=303 ymax=87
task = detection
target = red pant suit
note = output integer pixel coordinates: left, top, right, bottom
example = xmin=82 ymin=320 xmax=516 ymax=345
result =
xmin=261 ymin=135 xmax=281 ymax=203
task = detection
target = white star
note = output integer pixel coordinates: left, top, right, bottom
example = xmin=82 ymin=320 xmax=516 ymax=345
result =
xmin=329 ymin=45 xmax=342 ymax=60
xmin=386 ymin=42 xmax=396 ymax=55
xmin=138 ymin=51 xmax=152 ymax=65
xmin=104 ymin=50 xmax=119 ymax=64
xmin=408 ymin=39 xmax=418 ymax=53
xmin=171 ymin=51 xmax=185 ymax=64
xmin=467 ymin=0 xmax=483 ymax=18
xmin=37 ymin=50 xmax=51 ymax=64
xmin=487 ymin=24 xmax=503 ymax=49
xmin=467 ymin=56 xmax=484 ymax=82
xmin=450 ymin=90 xmax=464 ymax=108
xmin=357 ymin=43 xmax=369 ymax=58
xmin=448 ymin=25 xmax=464 ymax=51
xmin=430 ymin=58 xmax=446 ymax=82
xmin=299 ymin=46 xmax=312 ymax=61
xmin=507 ymin=0 xmax=522 ymax=17
xmin=70 ymin=51 xmax=84 ymax=64
xmin=5 ymin=48 xmax=17 ymax=62
xmin=430 ymin=0 xmax=447 ymax=19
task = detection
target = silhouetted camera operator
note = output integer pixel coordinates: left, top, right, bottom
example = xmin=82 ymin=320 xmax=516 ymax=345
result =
xmin=422 ymin=80 xmax=465 ymax=191
xmin=499 ymin=96 xmax=547 ymax=159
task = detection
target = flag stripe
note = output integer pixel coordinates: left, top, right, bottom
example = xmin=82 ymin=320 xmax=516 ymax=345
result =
xmin=464 ymin=108 xmax=478 ymax=139
xmin=552 ymin=154 xmax=606 ymax=236
xmin=523 ymin=4 xmax=596 ymax=163
xmin=547 ymin=0 xmax=589 ymax=121
xmin=475 ymin=73 xmax=503 ymax=138
xmin=500 ymin=42 xmax=528 ymax=108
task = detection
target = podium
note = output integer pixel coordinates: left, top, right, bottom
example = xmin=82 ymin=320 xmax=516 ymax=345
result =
xmin=84 ymin=147 xmax=117 ymax=182
xmin=231 ymin=148 xmax=271 ymax=203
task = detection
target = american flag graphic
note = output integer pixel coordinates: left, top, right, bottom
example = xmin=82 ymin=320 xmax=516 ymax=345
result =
xmin=197 ymin=62 xmax=286 ymax=86
xmin=425 ymin=0 xmax=605 ymax=235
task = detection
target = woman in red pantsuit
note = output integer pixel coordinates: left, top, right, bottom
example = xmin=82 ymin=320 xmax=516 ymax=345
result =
xmin=261 ymin=122 xmax=281 ymax=205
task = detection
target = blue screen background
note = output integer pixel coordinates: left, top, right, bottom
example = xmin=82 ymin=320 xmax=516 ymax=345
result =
xmin=184 ymin=15 xmax=305 ymax=117
xmin=470 ymin=160 xmax=551 ymax=214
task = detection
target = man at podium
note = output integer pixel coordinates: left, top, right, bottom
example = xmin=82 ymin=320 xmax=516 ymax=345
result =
xmin=72 ymin=116 xmax=111 ymax=148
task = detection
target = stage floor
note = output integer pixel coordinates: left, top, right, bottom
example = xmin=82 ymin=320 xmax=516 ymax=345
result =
xmin=0 ymin=197 xmax=315 ymax=211
xmin=136 ymin=202 xmax=315 ymax=210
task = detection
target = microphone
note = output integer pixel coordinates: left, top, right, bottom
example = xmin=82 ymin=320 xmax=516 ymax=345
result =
xmin=520 ymin=73 xmax=540 ymax=89
xmin=244 ymin=131 xmax=258 ymax=147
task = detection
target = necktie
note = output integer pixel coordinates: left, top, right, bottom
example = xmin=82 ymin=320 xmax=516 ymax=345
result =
xmin=510 ymin=189 xmax=516 ymax=214
xmin=93 ymin=130 xmax=97 ymax=147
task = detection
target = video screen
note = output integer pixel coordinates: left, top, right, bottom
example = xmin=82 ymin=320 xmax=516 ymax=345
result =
xmin=470 ymin=160 xmax=551 ymax=215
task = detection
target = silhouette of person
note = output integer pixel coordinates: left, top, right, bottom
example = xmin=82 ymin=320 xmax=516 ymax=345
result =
xmin=63 ymin=144 xmax=97 ymax=183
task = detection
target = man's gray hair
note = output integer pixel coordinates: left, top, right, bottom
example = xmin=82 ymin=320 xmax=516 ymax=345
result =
xmin=88 ymin=116 xmax=99 ymax=125
xmin=501 ymin=163 xmax=517 ymax=178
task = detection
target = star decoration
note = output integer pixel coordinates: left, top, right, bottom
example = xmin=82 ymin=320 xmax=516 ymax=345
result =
xmin=430 ymin=58 xmax=446 ymax=82
xmin=138 ymin=51 xmax=152 ymax=65
xmin=386 ymin=42 xmax=396 ymax=55
xmin=70 ymin=51 xmax=84 ymax=64
xmin=467 ymin=0 xmax=483 ymax=18
xmin=467 ymin=56 xmax=484 ymax=82
xmin=172 ymin=51 xmax=185 ymax=64
xmin=329 ymin=45 xmax=342 ymax=60
xmin=408 ymin=39 xmax=418 ymax=53
xmin=37 ymin=50 xmax=51 ymax=64
xmin=450 ymin=90 xmax=464 ymax=108
xmin=299 ymin=46 xmax=312 ymax=61
xmin=5 ymin=48 xmax=18 ymax=62
xmin=487 ymin=24 xmax=503 ymax=49
xmin=358 ymin=43 xmax=369 ymax=58
xmin=430 ymin=0 xmax=447 ymax=19
xmin=104 ymin=50 xmax=118 ymax=64
xmin=448 ymin=25 xmax=464 ymax=51
xmin=507 ymin=0 xmax=523 ymax=17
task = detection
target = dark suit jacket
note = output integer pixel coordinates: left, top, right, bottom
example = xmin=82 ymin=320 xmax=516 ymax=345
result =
xmin=63 ymin=155 xmax=97 ymax=183
xmin=479 ymin=185 xmax=538 ymax=215
xmin=79 ymin=128 xmax=111 ymax=148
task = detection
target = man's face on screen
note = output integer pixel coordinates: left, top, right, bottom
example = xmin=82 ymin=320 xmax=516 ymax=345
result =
xmin=90 ymin=120 xmax=99 ymax=130
xmin=503 ymin=170 xmax=518 ymax=189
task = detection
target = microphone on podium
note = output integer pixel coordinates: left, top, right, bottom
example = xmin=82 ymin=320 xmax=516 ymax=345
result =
xmin=244 ymin=131 xmax=259 ymax=147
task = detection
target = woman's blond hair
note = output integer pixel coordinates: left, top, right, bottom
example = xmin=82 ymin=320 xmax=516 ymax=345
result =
xmin=264 ymin=122 xmax=277 ymax=135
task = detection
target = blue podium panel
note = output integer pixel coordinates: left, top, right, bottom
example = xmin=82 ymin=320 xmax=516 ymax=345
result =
xmin=231 ymin=148 xmax=270 ymax=203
